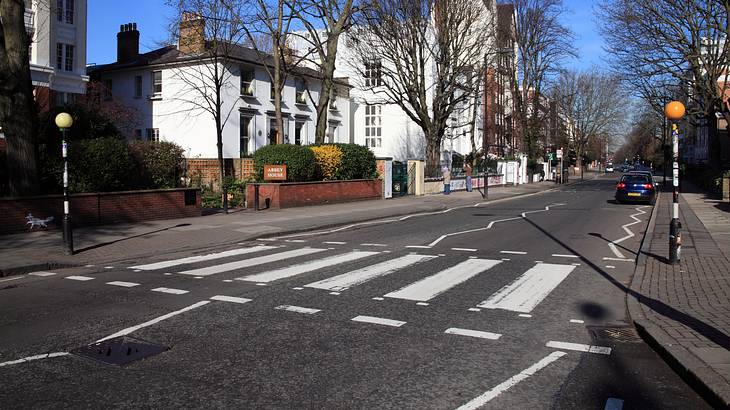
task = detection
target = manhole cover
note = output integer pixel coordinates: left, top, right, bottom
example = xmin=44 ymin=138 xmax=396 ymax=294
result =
xmin=72 ymin=336 xmax=168 ymax=365
xmin=587 ymin=325 xmax=643 ymax=343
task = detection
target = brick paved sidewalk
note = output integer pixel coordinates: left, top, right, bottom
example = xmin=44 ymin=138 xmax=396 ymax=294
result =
xmin=628 ymin=184 xmax=730 ymax=407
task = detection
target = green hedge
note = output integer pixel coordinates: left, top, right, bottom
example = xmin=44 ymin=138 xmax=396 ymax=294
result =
xmin=128 ymin=141 xmax=185 ymax=189
xmin=325 ymin=143 xmax=377 ymax=180
xmin=68 ymin=137 xmax=135 ymax=192
xmin=253 ymin=144 xmax=316 ymax=182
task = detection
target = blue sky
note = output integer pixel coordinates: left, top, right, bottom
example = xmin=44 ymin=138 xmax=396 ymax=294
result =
xmin=87 ymin=0 xmax=606 ymax=69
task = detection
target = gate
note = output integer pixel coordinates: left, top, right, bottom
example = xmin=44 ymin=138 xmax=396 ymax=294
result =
xmin=392 ymin=161 xmax=408 ymax=196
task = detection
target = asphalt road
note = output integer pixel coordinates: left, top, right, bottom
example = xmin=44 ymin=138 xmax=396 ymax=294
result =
xmin=0 ymin=175 xmax=710 ymax=409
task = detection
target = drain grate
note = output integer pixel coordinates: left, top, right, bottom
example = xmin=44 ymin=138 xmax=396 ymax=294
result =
xmin=587 ymin=325 xmax=643 ymax=344
xmin=72 ymin=336 xmax=168 ymax=365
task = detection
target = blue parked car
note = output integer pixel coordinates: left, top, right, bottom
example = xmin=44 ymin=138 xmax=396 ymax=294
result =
xmin=615 ymin=174 xmax=656 ymax=203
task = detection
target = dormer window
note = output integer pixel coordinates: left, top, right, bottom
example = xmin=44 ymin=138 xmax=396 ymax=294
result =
xmin=240 ymin=67 xmax=255 ymax=96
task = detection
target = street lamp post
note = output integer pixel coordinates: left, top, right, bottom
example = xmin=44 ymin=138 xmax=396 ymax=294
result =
xmin=55 ymin=112 xmax=74 ymax=255
xmin=665 ymin=101 xmax=685 ymax=264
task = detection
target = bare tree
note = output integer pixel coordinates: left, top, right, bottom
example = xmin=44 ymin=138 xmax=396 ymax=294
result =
xmin=598 ymin=0 xmax=730 ymax=166
xmin=1 ymin=0 xmax=38 ymax=195
xmin=349 ymin=0 xmax=493 ymax=175
xmin=551 ymin=68 xmax=626 ymax=179
xmin=503 ymin=0 xmax=574 ymax=161
xmin=167 ymin=0 xmax=248 ymax=213
xmin=288 ymin=0 xmax=358 ymax=143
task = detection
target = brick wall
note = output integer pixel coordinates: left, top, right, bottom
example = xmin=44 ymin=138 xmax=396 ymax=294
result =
xmin=246 ymin=179 xmax=383 ymax=209
xmin=0 ymin=188 xmax=201 ymax=234
xmin=185 ymin=158 xmax=255 ymax=188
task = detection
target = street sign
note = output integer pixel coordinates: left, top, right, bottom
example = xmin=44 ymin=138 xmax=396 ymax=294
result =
xmin=556 ymin=149 xmax=563 ymax=159
xmin=264 ymin=164 xmax=287 ymax=181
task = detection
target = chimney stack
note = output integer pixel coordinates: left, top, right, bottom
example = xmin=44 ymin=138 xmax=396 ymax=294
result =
xmin=178 ymin=12 xmax=206 ymax=55
xmin=117 ymin=22 xmax=140 ymax=64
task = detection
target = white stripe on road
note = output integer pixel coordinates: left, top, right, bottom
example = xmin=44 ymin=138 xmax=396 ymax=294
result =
xmin=275 ymin=305 xmax=321 ymax=314
xmin=151 ymin=287 xmax=189 ymax=295
xmin=360 ymin=243 xmax=388 ymax=247
xmin=323 ymin=241 xmax=347 ymax=245
xmin=455 ymin=351 xmax=567 ymax=409
xmin=238 ymin=251 xmax=379 ymax=283
xmin=445 ymin=327 xmax=501 ymax=340
xmin=477 ymin=263 xmax=575 ymax=313
xmin=106 ymin=281 xmax=140 ymax=288
xmin=602 ymin=257 xmax=633 ymax=262
xmin=182 ymin=247 xmax=328 ymax=277
xmin=405 ymin=245 xmax=432 ymax=249
xmin=546 ymin=341 xmax=612 ymax=355
xmin=385 ymin=259 xmax=502 ymax=302
xmin=65 ymin=275 xmax=94 ymax=281
xmin=95 ymin=300 xmax=210 ymax=343
xmin=569 ymin=319 xmax=584 ymax=324
xmin=351 ymin=315 xmax=406 ymax=327
xmin=28 ymin=271 xmax=57 ymax=277
xmin=604 ymin=398 xmax=624 ymax=410
xmin=130 ymin=245 xmax=278 ymax=271
xmin=552 ymin=254 xmax=579 ymax=259
xmin=0 ymin=276 xmax=23 ymax=283
xmin=305 ymin=254 xmax=436 ymax=292
xmin=607 ymin=206 xmax=649 ymax=259
xmin=452 ymin=248 xmax=477 ymax=252
xmin=500 ymin=251 xmax=527 ymax=255
xmin=0 ymin=352 xmax=70 ymax=368
xmin=518 ymin=314 xmax=532 ymax=318
xmin=210 ymin=295 xmax=252 ymax=304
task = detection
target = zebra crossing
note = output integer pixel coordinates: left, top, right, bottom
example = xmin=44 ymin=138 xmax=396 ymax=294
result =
xmin=121 ymin=244 xmax=581 ymax=314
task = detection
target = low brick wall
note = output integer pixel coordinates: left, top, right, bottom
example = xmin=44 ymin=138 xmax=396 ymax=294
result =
xmin=246 ymin=179 xmax=383 ymax=209
xmin=0 ymin=188 xmax=201 ymax=234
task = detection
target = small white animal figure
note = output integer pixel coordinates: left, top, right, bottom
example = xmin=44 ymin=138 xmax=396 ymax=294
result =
xmin=25 ymin=213 xmax=54 ymax=229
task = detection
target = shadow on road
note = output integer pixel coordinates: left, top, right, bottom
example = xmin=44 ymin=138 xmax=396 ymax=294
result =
xmin=74 ymin=223 xmax=192 ymax=254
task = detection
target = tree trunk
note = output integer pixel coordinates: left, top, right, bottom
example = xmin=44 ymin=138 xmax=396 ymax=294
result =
xmin=0 ymin=0 xmax=39 ymax=195
xmin=314 ymin=76 xmax=330 ymax=144
xmin=425 ymin=131 xmax=441 ymax=177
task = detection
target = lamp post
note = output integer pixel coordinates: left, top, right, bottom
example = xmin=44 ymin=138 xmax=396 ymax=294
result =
xmin=55 ymin=112 xmax=74 ymax=255
xmin=665 ymin=101 xmax=685 ymax=264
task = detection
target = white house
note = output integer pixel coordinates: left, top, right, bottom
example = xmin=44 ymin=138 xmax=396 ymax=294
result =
xmin=88 ymin=16 xmax=352 ymax=171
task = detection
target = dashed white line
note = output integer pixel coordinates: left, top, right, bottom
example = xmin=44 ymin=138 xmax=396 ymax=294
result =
xmin=151 ymin=287 xmax=189 ymax=295
xmin=552 ymin=254 xmax=579 ymax=259
xmin=405 ymin=245 xmax=432 ymax=249
xmin=455 ymin=351 xmax=567 ymax=409
xmin=275 ymin=305 xmax=321 ymax=314
xmin=500 ymin=251 xmax=527 ymax=255
xmin=351 ymin=315 xmax=406 ymax=327
xmin=546 ymin=341 xmax=612 ymax=355
xmin=468 ymin=308 xmax=481 ymax=312
xmin=84 ymin=264 xmax=95 ymax=267
xmin=292 ymin=287 xmax=304 ymax=290
xmin=452 ymin=248 xmax=477 ymax=252
xmin=323 ymin=241 xmax=346 ymax=245
xmin=445 ymin=328 xmax=501 ymax=340
xmin=222 ymin=279 xmax=234 ymax=283
xmin=602 ymin=257 xmax=633 ymax=262
xmin=605 ymin=265 xmax=616 ymax=269
xmin=518 ymin=314 xmax=532 ymax=318
xmin=569 ymin=319 xmax=584 ymax=324
xmin=133 ymin=269 xmax=142 ymax=272
xmin=257 ymin=238 xmax=277 ymax=242
xmin=372 ymin=297 xmax=384 ymax=301
xmin=29 ymin=271 xmax=57 ymax=277
xmin=104 ymin=266 xmax=114 ymax=269
xmin=0 ymin=352 xmax=70 ymax=368
xmin=501 ymin=258 xmax=511 ymax=261
xmin=285 ymin=239 xmax=307 ymax=243
xmin=95 ymin=301 xmax=210 ymax=343
xmin=194 ymin=276 xmax=204 ymax=279
xmin=416 ymin=302 xmax=429 ymax=306
xmin=65 ymin=275 xmax=94 ymax=281
xmin=106 ymin=281 xmax=140 ymax=288
xmin=329 ymin=292 xmax=341 ymax=295
xmin=210 ymin=295 xmax=252 ymax=304
xmin=361 ymin=243 xmax=388 ymax=247
xmin=0 ymin=276 xmax=23 ymax=283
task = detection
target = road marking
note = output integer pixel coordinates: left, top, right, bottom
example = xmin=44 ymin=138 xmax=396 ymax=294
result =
xmin=210 ymin=295 xmax=252 ymax=304
xmin=468 ymin=308 xmax=481 ymax=312
xmin=385 ymin=259 xmax=502 ymax=302
xmin=285 ymin=239 xmax=307 ymax=243
xmin=602 ymin=257 xmax=633 ymax=262
xmin=372 ymin=297 xmax=385 ymax=301
xmin=222 ymin=279 xmax=234 ymax=283
xmin=500 ymin=250 xmax=527 ymax=255
xmin=452 ymin=248 xmax=477 ymax=252
xmin=405 ymin=245 xmax=432 ymax=249
xmin=605 ymin=265 xmax=616 ymax=269
xmin=570 ymin=319 xmax=584 ymax=324
xmin=305 ymin=254 xmax=436 ymax=292
xmin=194 ymin=276 xmax=204 ymax=279
xmin=571 ymin=263 xmax=581 ymax=266
xmin=445 ymin=328 xmax=501 ymax=340
xmin=416 ymin=302 xmax=429 ymax=306
xmin=133 ymin=269 xmax=142 ymax=272
xmin=552 ymin=254 xmax=579 ymax=259
xmin=95 ymin=301 xmax=210 ymax=343
xmin=0 ymin=352 xmax=70 ymax=368
xmin=131 ymin=245 xmax=278 ymax=271
xmin=106 ymin=281 xmax=140 ymax=288
xmin=501 ymin=258 xmax=511 ymax=261
xmin=361 ymin=243 xmax=388 ymax=247
xmin=351 ymin=315 xmax=406 ymax=327
xmin=182 ymin=247 xmax=327 ymax=277
xmin=257 ymin=238 xmax=277 ymax=242
xmin=329 ymin=292 xmax=341 ymax=295
xmin=256 ymin=283 xmax=267 ymax=286
xmin=65 ymin=275 xmax=94 ymax=281
xmin=84 ymin=264 xmax=95 ymax=267
xmin=151 ymin=287 xmax=189 ymax=295
xmin=455 ymin=351 xmax=566 ymax=409
xmin=518 ymin=314 xmax=532 ymax=318
xmin=323 ymin=241 xmax=346 ymax=245
xmin=546 ymin=341 xmax=612 ymax=355
xmin=604 ymin=398 xmax=624 ymax=410
xmin=292 ymin=287 xmax=304 ymax=290
xmin=534 ymin=260 xmax=543 ymax=263
xmin=29 ymin=271 xmax=57 ymax=277
xmin=607 ymin=206 xmax=649 ymax=259
xmin=104 ymin=266 xmax=114 ymax=269
xmin=478 ymin=263 xmax=576 ymax=313
xmin=275 ymin=305 xmax=321 ymax=314
xmin=238 ymin=251 xmax=378 ymax=283
xmin=0 ymin=276 xmax=23 ymax=283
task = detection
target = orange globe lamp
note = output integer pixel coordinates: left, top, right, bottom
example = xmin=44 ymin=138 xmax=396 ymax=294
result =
xmin=664 ymin=101 xmax=685 ymax=120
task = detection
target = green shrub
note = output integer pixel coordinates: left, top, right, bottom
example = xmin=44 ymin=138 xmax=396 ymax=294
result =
xmin=326 ymin=143 xmax=377 ymax=180
xmin=68 ymin=137 xmax=134 ymax=192
xmin=253 ymin=144 xmax=316 ymax=182
xmin=128 ymin=141 xmax=185 ymax=189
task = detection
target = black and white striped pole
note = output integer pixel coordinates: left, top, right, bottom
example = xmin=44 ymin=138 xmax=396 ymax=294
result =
xmin=55 ymin=112 xmax=74 ymax=255
xmin=664 ymin=101 xmax=685 ymax=264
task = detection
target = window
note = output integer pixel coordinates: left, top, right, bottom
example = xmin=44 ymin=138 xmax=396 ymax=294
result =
xmin=55 ymin=43 xmax=74 ymax=71
xmin=55 ymin=92 xmax=74 ymax=106
xmin=294 ymin=121 xmax=304 ymax=145
xmin=268 ymin=118 xmax=278 ymax=145
xmin=103 ymin=79 xmax=112 ymax=99
xmin=134 ymin=129 xmax=142 ymax=140
xmin=64 ymin=44 xmax=74 ymax=71
xmin=145 ymin=128 xmax=159 ymax=142
xmin=240 ymin=115 xmax=251 ymax=157
xmin=134 ymin=76 xmax=143 ymax=98
xmin=56 ymin=43 xmax=63 ymax=69
xmin=329 ymin=87 xmax=338 ymax=110
xmin=240 ymin=68 xmax=255 ymax=96
xmin=364 ymin=104 xmax=382 ymax=148
xmin=57 ymin=0 xmax=74 ymax=24
xmin=295 ymin=78 xmax=306 ymax=104
xmin=364 ymin=60 xmax=382 ymax=87
xmin=152 ymin=71 xmax=162 ymax=98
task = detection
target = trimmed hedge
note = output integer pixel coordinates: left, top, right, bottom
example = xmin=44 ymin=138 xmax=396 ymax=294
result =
xmin=326 ymin=143 xmax=377 ymax=180
xmin=310 ymin=145 xmax=343 ymax=180
xmin=253 ymin=144 xmax=316 ymax=182
xmin=68 ymin=137 xmax=135 ymax=192
xmin=128 ymin=141 xmax=185 ymax=189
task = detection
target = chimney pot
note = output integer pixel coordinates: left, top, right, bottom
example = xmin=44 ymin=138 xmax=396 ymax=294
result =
xmin=117 ymin=22 xmax=140 ymax=63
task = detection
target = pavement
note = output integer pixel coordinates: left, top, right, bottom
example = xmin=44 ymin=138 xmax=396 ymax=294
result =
xmin=628 ymin=179 xmax=730 ymax=407
xmin=0 ymin=179 xmax=567 ymax=277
